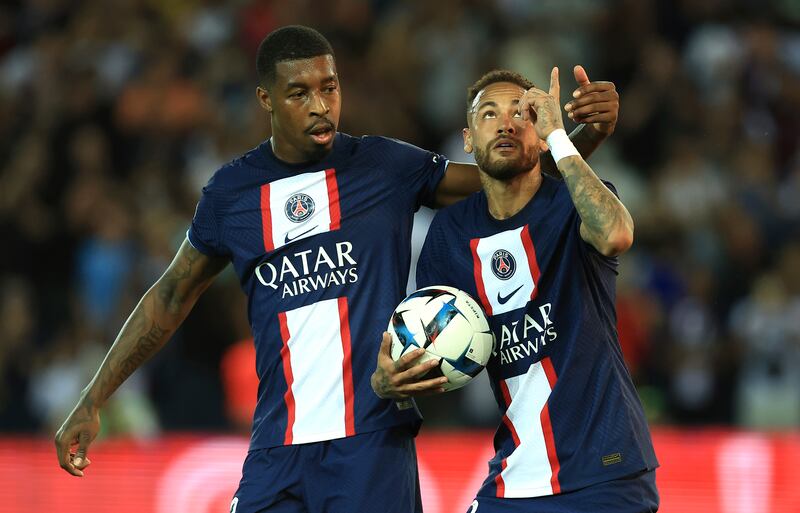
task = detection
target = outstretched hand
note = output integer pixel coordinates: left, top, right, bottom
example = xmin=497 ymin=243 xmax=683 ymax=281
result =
xmin=518 ymin=66 xmax=565 ymax=141
xmin=564 ymin=65 xmax=619 ymax=136
xmin=371 ymin=332 xmax=448 ymax=399
xmin=55 ymin=400 xmax=100 ymax=477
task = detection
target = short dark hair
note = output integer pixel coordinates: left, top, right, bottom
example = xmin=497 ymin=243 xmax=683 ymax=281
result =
xmin=466 ymin=69 xmax=535 ymax=114
xmin=256 ymin=25 xmax=335 ymax=88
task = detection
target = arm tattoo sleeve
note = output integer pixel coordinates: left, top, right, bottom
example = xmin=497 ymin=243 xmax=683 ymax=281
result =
xmin=83 ymin=243 xmax=224 ymax=406
xmin=558 ymin=157 xmax=633 ymax=252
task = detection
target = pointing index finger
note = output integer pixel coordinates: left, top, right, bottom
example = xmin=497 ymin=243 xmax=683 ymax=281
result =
xmin=549 ymin=67 xmax=560 ymax=100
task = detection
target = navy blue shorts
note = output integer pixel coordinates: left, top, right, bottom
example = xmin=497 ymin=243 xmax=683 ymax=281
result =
xmin=230 ymin=426 xmax=422 ymax=513
xmin=465 ymin=470 xmax=659 ymax=513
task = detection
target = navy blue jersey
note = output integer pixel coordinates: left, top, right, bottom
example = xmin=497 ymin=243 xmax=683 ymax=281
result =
xmin=417 ymin=174 xmax=658 ymax=498
xmin=188 ymin=133 xmax=448 ymax=450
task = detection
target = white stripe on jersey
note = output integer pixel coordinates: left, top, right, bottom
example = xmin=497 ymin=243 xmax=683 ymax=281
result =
xmin=499 ymin=361 xmax=557 ymax=497
xmin=283 ymin=298 xmax=348 ymax=444
xmin=266 ymin=169 xmax=336 ymax=251
xmin=474 ymin=226 xmax=537 ymax=315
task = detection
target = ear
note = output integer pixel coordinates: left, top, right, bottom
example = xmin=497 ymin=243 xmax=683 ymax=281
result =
xmin=256 ymin=86 xmax=272 ymax=113
xmin=463 ymin=127 xmax=473 ymax=154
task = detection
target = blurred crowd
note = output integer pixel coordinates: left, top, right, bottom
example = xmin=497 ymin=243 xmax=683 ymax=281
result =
xmin=1 ymin=0 xmax=799 ymax=437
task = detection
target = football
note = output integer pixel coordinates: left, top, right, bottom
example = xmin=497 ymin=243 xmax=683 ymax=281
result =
xmin=388 ymin=285 xmax=494 ymax=391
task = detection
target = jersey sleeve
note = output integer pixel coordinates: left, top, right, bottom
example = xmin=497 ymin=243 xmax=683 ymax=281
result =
xmin=601 ymin=180 xmax=619 ymax=199
xmin=416 ymin=213 xmax=449 ymax=289
xmin=387 ymin=138 xmax=449 ymax=210
xmin=186 ymin=181 xmax=228 ymax=257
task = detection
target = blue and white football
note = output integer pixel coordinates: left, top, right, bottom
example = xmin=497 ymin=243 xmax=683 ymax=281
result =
xmin=388 ymin=285 xmax=494 ymax=391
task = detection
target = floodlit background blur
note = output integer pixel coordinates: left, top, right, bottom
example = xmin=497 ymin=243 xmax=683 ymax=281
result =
xmin=1 ymin=1 xmax=799 ymax=512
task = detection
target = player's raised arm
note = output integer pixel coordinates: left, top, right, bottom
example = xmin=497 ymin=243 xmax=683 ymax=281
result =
xmin=54 ymin=240 xmax=228 ymax=476
xmin=433 ymin=65 xmax=619 ymax=207
xmin=560 ymin=65 xmax=619 ymax=158
xmin=519 ymin=67 xmax=633 ymax=257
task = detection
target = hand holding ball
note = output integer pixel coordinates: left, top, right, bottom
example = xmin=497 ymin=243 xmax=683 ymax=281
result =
xmin=388 ymin=286 xmax=494 ymax=391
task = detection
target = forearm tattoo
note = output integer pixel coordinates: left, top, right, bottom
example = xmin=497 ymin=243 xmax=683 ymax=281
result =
xmin=89 ymin=245 xmax=216 ymax=404
xmin=560 ymin=158 xmax=632 ymax=247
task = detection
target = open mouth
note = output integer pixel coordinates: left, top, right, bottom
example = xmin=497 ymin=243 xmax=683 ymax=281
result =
xmin=493 ymin=139 xmax=517 ymax=151
xmin=308 ymin=123 xmax=335 ymax=145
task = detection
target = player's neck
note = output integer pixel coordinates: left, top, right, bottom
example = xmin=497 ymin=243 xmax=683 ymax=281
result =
xmin=481 ymin=167 xmax=543 ymax=220
xmin=270 ymin=135 xmax=332 ymax=165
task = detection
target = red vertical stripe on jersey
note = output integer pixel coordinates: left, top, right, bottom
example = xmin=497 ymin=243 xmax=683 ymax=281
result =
xmin=260 ymin=183 xmax=274 ymax=252
xmin=540 ymin=357 xmax=561 ymax=494
xmin=494 ymin=459 xmax=508 ymax=497
xmin=499 ymin=380 xmax=521 ymax=445
xmin=501 ymin=414 xmax=521 ymax=447
xmin=325 ymin=168 xmax=341 ymax=231
xmin=495 ymin=379 xmax=518 ymax=498
xmin=470 ymin=238 xmax=493 ymax=316
xmin=337 ymin=296 xmax=355 ymax=436
xmin=520 ymin=225 xmax=541 ymax=300
xmin=499 ymin=378 xmax=513 ymax=407
xmin=278 ymin=312 xmax=295 ymax=445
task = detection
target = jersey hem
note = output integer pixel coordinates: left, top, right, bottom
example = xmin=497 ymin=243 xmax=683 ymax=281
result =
xmin=248 ymin=417 xmax=422 ymax=451
xmin=479 ymin=462 xmax=658 ymax=499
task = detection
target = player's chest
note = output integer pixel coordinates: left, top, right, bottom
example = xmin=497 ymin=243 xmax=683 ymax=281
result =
xmin=450 ymin=220 xmax=583 ymax=377
xmin=220 ymin=166 xmax=408 ymax=259
xmin=448 ymin=219 xmax=573 ymax=316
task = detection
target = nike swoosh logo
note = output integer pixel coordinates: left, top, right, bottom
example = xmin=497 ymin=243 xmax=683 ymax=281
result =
xmin=497 ymin=285 xmax=523 ymax=305
xmin=284 ymin=225 xmax=318 ymax=244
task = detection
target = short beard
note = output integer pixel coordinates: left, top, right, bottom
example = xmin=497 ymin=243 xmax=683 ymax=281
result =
xmin=474 ymin=143 xmax=539 ymax=181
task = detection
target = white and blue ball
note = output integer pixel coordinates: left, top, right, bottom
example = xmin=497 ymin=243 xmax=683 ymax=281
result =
xmin=388 ymin=285 xmax=494 ymax=391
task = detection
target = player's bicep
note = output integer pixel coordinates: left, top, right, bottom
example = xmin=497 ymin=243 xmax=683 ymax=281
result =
xmin=156 ymin=239 xmax=229 ymax=314
xmin=433 ymin=162 xmax=481 ymax=207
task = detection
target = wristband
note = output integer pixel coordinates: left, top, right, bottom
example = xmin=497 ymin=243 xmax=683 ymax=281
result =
xmin=546 ymin=128 xmax=580 ymax=163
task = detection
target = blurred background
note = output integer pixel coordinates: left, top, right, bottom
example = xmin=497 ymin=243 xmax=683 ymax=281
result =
xmin=1 ymin=0 xmax=799 ymax=512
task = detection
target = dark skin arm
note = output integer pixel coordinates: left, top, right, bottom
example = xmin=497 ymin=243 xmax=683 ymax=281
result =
xmin=434 ymin=65 xmax=618 ymax=207
xmin=54 ymin=240 xmax=228 ymax=476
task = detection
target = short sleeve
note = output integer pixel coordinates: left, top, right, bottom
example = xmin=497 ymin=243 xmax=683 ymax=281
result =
xmin=388 ymin=139 xmax=449 ymax=210
xmin=187 ymin=184 xmax=227 ymax=257
xmin=602 ymin=180 xmax=620 ymax=199
xmin=416 ymin=214 xmax=448 ymax=289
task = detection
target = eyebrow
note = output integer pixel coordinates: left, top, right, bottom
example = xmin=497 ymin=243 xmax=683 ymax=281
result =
xmin=285 ymin=75 xmax=338 ymax=91
xmin=476 ymin=98 xmax=520 ymax=111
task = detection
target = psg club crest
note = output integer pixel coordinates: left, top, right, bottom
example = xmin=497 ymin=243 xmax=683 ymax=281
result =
xmin=285 ymin=193 xmax=315 ymax=223
xmin=491 ymin=249 xmax=516 ymax=280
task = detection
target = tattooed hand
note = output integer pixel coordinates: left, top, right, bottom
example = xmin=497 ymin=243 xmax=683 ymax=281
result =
xmin=371 ymin=332 xmax=448 ymax=399
xmin=55 ymin=397 xmax=100 ymax=477
xmin=518 ymin=67 xmax=565 ymax=141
